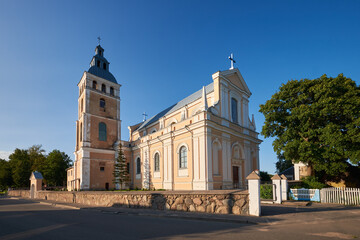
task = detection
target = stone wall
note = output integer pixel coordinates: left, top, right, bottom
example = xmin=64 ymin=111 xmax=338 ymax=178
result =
xmin=8 ymin=190 xmax=30 ymax=198
xmin=8 ymin=190 xmax=249 ymax=215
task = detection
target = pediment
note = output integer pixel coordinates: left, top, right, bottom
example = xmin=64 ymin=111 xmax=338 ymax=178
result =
xmin=220 ymin=69 xmax=251 ymax=96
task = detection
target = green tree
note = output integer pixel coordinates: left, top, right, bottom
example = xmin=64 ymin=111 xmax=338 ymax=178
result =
xmin=28 ymin=145 xmax=46 ymax=174
xmin=113 ymin=144 xmax=129 ymax=190
xmin=9 ymin=149 xmax=31 ymax=188
xmin=260 ymin=74 xmax=360 ymax=179
xmin=275 ymin=154 xmax=293 ymax=173
xmin=0 ymin=159 xmax=13 ymax=190
xmin=260 ymin=171 xmax=272 ymax=182
xmin=44 ymin=150 xmax=71 ymax=186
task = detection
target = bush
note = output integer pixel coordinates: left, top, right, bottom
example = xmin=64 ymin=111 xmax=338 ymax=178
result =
xmin=292 ymin=176 xmax=327 ymax=189
xmin=260 ymin=184 xmax=273 ymax=199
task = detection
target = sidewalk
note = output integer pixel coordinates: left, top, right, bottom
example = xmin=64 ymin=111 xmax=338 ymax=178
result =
xmin=8 ymin=196 xmax=270 ymax=225
xmin=9 ymin=196 xmax=360 ymax=226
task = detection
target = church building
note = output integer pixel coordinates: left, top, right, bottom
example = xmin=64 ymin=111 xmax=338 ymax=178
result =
xmin=67 ymin=45 xmax=261 ymax=191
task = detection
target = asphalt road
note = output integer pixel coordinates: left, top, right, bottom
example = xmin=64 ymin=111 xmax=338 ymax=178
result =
xmin=0 ymin=197 xmax=359 ymax=240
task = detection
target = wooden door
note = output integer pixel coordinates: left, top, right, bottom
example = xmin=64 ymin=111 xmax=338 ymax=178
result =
xmin=233 ymin=166 xmax=239 ymax=188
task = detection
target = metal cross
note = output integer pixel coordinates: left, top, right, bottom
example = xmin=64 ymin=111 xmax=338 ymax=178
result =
xmin=142 ymin=112 xmax=148 ymax=122
xmin=97 ymin=36 xmax=101 ymax=45
xmin=228 ymin=53 xmax=236 ymax=70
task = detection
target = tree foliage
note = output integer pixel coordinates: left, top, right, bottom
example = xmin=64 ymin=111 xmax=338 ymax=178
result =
xmin=260 ymin=74 xmax=360 ymax=178
xmin=9 ymin=149 xmax=32 ymax=188
xmin=43 ymin=150 xmax=71 ymax=186
xmin=0 ymin=145 xmax=72 ymax=189
xmin=113 ymin=144 xmax=129 ymax=190
xmin=275 ymin=154 xmax=293 ymax=173
xmin=0 ymin=159 xmax=13 ymax=190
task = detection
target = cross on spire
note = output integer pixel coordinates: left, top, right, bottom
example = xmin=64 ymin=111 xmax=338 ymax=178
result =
xmin=142 ymin=112 xmax=148 ymax=122
xmin=228 ymin=53 xmax=236 ymax=70
xmin=97 ymin=36 xmax=101 ymax=45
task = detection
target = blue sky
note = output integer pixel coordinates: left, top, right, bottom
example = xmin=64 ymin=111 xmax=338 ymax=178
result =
xmin=0 ymin=0 xmax=359 ymax=174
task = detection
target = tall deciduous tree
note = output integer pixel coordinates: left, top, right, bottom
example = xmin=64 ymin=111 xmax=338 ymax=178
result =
xmin=113 ymin=144 xmax=129 ymax=190
xmin=44 ymin=150 xmax=71 ymax=186
xmin=260 ymin=74 xmax=360 ymax=179
xmin=9 ymin=149 xmax=31 ymax=188
xmin=0 ymin=159 xmax=13 ymax=190
xmin=28 ymin=145 xmax=46 ymax=173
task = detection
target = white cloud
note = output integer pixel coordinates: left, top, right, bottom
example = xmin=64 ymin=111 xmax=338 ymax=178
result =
xmin=0 ymin=151 xmax=12 ymax=160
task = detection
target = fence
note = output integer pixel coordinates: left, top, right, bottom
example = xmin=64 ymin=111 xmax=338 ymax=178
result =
xmin=289 ymin=188 xmax=320 ymax=201
xmin=320 ymin=187 xmax=360 ymax=206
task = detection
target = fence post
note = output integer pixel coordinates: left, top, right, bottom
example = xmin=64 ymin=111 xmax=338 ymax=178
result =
xmin=246 ymin=170 xmax=261 ymax=216
xmin=280 ymin=174 xmax=288 ymax=201
xmin=271 ymin=174 xmax=282 ymax=204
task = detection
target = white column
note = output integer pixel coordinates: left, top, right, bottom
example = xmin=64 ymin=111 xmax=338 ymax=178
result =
xmin=244 ymin=141 xmax=251 ymax=177
xmin=281 ymin=174 xmax=288 ymax=201
xmin=246 ymin=171 xmax=261 ymax=216
xmin=272 ymin=174 xmax=282 ymax=204
xmin=206 ymin=130 xmax=213 ymax=190
xmin=163 ymin=139 xmax=173 ymax=190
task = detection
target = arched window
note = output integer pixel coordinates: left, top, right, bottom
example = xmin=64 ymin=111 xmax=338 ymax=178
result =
xmin=99 ymin=122 xmax=107 ymax=141
xmin=101 ymin=84 xmax=106 ymax=93
xmin=103 ymin=63 xmax=107 ymax=70
xmin=110 ymin=87 xmax=114 ymax=96
xmin=154 ymin=153 xmax=160 ymax=172
xmin=179 ymin=146 xmax=187 ymax=168
xmin=136 ymin=158 xmax=141 ymax=174
xmin=100 ymin=98 xmax=105 ymax=108
xmin=231 ymin=98 xmax=238 ymax=123
xmin=213 ymin=142 xmax=220 ymax=175
xmin=93 ymin=81 xmax=97 ymax=89
xmin=80 ymin=123 xmax=82 ymax=142
xmin=80 ymin=99 xmax=83 ymax=112
xmin=97 ymin=60 xmax=100 ymax=67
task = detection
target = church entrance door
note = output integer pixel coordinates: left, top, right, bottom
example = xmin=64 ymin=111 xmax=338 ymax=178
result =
xmin=233 ymin=166 xmax=239 ymax=188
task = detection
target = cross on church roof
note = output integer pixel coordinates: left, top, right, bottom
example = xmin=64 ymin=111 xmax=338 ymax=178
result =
xmin=142 ymin=112 xmax=148 ymax=122
xmin=228 ymin=53 xmax=236 ymax=70
xmin=97 ymin=36 xmax=101 ymax=45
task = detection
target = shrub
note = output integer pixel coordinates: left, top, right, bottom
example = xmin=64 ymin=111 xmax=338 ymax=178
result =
xmin=260 ymin=184 xmax=273 ymax=199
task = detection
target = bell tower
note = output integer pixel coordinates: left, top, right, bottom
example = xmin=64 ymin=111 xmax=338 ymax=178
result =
xmin=73 ymin=44 xmax=121 ymax=190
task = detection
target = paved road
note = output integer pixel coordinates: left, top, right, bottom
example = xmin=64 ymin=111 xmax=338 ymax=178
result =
xmin=0 ymin=197 xmax=359 ymax=240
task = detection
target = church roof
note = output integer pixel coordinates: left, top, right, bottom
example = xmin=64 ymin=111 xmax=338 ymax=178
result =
xmin=137 ymin=82 xmax=214 ymax=131
xmin=88 ymin=66 xmax=117 ymax=83
xmin=87 ymin=44 xmax=117 ymax=84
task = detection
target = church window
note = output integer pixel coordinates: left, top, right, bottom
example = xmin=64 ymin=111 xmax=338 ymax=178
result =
xmin=231 ymin=98 xmax=238 ymax=123
xmin=80 ymin=99 xmax=83 ymax=112
xmin=99 ymin=122 xmax=107 ymax=141
xmin=110 ymin=87 xmax=114 ymax=96
xmin=100 ymin=167 xmax=105 ymax=172
xmin=101 ymin=84 xmax=106 ymax=93
xmin=154 ymin=153 xmax=160 ymax=172
xmin=93 ymin=81 xmax=97 ymax=89
xmin=97 ymin=60 xmax=100 ymax=67
xmin=103 ymin=63 xmax=107 ymax=70
xmin=136 ymin=158 xmax=141 ymax=174
xmin=179 ymin=146 xmax=187 ymax=168
xmin=127 ymin=163 xmax=130 ymax=174
xmin=100 ymin=98 xmax=105 ymax=108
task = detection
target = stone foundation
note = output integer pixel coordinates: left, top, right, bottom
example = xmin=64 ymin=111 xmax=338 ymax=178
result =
xmin=8 ymin=190 xmax=249 ymax=215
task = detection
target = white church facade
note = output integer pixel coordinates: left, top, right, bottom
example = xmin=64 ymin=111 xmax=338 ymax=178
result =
xmin=67 ymin=45 xmax=261 ymax=191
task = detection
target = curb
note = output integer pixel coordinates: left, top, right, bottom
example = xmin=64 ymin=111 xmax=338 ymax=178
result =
xmin=37 ymin=201 xmax=80 ymax=210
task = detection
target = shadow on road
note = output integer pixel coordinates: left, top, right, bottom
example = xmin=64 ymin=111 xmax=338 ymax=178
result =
xmin=261 ymin=204 xmax=360 ymax=216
